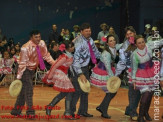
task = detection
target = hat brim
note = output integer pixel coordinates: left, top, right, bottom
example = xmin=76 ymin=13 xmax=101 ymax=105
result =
xmin=9 ymin=80 xmax=22 ymax=97
xmin=107 ymin=76 xmax=121 ymax=93
xmin=78 ymin=78 xmax=91 ymax=93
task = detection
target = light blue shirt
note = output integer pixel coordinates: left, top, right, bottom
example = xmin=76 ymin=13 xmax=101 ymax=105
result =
xmin=72 ymin=35 xmax=101 ymax=75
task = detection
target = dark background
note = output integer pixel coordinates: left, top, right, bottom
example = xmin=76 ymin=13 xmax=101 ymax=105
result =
xmin=0 ymin=0 xmax=163 ymax=45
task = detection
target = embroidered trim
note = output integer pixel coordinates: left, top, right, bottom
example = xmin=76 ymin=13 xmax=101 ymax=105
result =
xmin=137 ymin=46 xmax=147 ymax=57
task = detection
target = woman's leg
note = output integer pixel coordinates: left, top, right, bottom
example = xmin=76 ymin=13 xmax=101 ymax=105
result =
xmin=96 ymin=92 xmax=117 ymax=119
xmin=138 ymin=91 xmax=151 ymax=122
xmin=46 ymin=92 xmax=68 ymax=115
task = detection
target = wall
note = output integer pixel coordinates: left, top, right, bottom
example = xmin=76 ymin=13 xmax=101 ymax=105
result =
xmin=0 ymin=0 xmax=121 ymax=44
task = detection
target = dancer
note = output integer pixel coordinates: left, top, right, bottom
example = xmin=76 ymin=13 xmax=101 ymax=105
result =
xmin=71 ymin=23 xmax=101 ymax=117
xmin=115 ymin=26 xmax=140 ymax=120
xmin=129 ymin=35 xmax=163 ymax=122
xmin=90 ymin=35 xmax=122 ymax=118
xmin=42 ymin=41 xmax=76 ymax=119
xmin=11 ymin=30 xmax=55 ymax=118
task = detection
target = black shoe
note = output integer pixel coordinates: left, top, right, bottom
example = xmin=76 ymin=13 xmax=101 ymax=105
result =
xmin=46 ymin=106 xmax=52 ymax=116
xmin=138 ymin=116 xmax=145 ymax=122
xmin=79 ymin=113 xmax=93 ymax=117
xmin=96 ymin=106 xmax=103 ymax=114
xmin=145 ymin=113 xmax=152 ymax=121
xmin=11 ymin=112 xmax=23 ymax=117
xmin=101 ymin=114 xmax=111 ymax=119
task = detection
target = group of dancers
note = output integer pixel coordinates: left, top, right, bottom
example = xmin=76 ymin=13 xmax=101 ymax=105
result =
xmin=10 ymin=23 xmax=163 ymax=122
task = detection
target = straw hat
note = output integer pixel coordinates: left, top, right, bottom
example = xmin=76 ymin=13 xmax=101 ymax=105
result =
xmin=9 ymin=80 xmax=22 ymax=97
xmin=100 ymin=23 xmax=109 ymax=28
xmin=152 ymin=26 xmax=157 ymax=31
xmin=94 ymin=40 xmax=100 ymax=44
xmin=73 ymin=25 xmax=80 ymax=29
xmin=107 ymin=76 xmax=121 ymax=93
xmin=145 ymin=24 xmax=151 ymax=29
xmin=78 ymin=78 xmax=91 ymax=93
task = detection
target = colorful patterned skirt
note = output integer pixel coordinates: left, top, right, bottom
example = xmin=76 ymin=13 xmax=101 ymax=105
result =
xmin=128 ymin=60 xmax=157 ymax=93
xmin=42 ymin=66 xmax=75 ymax=92
xmin=90 ymin=61 xmax=115 ymax=93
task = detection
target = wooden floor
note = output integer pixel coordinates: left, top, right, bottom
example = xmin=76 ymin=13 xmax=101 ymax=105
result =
xmin=0 ymin=85 xmax=163 ymax=122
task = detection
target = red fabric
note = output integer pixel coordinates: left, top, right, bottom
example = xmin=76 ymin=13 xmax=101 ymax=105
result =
xmin=57 ymin=65 xmax=69 ymax=74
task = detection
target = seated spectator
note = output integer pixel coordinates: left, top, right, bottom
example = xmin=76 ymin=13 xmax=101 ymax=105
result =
xmin=147 ymin=26 xmax=162 ymax=42
xmin=10 ymin=46 xmax=16 ymax=58
xmin=0 ymin=50 xmax=14 ymax=82
xmin=15 ymin=43 xmax=21 ymax=52
xmin=108 ymin=26 xmax=119 ymax=43
xmin=45 ymin=42 xmax=62 ymax=70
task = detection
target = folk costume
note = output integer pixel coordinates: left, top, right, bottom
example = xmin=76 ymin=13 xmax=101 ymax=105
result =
xmin=71 ymin=35 xmax=100 ymax=117
xmin=42 ymin=50 xmax=75 ymax=119
xmin=130 ymin=39 xmax=163 ymax=122
xmin=90 ymin=44 xmax=121 ymax=118
xmin=11 ymin=40 xmax=55 ymax=116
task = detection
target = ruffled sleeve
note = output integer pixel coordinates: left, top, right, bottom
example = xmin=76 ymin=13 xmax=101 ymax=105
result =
xmin=131 ymin=52 xmax=139 ymax=80
xmin=101 ymin=51 xmax=114 ymax=77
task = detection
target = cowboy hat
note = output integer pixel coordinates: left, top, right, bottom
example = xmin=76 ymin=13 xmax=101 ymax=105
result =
xmin=145 ymin=24 xmax=151 ymax=29
xmin=94 ymin=40 xmax=100 ymax=44
xmin=100 ymin=23 xmax=109 ymax=28
xmin=78 ymin=77 xmax=91 ymax=93
xmin=152 ymin=26 xmax=157 ymax=31
xmin=73 ymin=25 xmax=80 ymax=29
xmin=9 ymin=80 xmax=22 ymax=97
xmin=107 ymin=76 xmax=121 ymax=93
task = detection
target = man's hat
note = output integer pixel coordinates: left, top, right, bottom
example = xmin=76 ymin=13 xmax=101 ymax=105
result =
xmin=94 ymin=40 xmax=100 ymax=44
xmin=100 ymin=23 xmax=109 ymax=28
xmin=107 ymin=76 xmax=121 ymax=93
xmin=78 ymin=78 xmax=91 ymax=93
xmin=9 ymin=80 xmax=22 ymax=97
xmin=145 ymin=24 xmax=151 ymax=29
xmin=73 ymin=25 xmax=80 ymax=29
xmin=152 ymin=26 xmax=157 ymax=31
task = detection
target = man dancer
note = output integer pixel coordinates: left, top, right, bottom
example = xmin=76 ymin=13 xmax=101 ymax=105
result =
xmin=11 ymin=30 xmax=55 ymax=118
xmin=71 ymin=23 xmax=101 ymax=117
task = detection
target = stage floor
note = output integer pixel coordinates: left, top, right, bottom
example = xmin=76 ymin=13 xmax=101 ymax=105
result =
xmin=0 ymin=85 xmax=163 ymax=122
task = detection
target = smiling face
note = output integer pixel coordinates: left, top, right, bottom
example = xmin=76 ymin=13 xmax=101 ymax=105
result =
xmin=126 ymin=30 xmax=136 ymax=40
xmin=135 ymin=38 xmax=146 ymax=50
xmin=31 ymin=33 xmax=41 ymax=45
xmin=3 ymin=51 xmax=10 ymax=59
xmin=81 ymin=28 xmax=91 ymax=40
xmin=107 ymin=36 xmax=116 ymax=48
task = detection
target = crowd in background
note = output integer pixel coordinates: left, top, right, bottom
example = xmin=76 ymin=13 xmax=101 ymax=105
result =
xmin=0 ymin=23 xmax=162 ymax=84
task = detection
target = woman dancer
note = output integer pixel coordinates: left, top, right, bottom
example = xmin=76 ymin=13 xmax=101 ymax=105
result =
xmin=129 ymin=35 xmax=163 ymax=122
xmin=90 ymin=35 xmax=122 ymax=119
xmin=42 ymin=41 xmax=76 ymax=119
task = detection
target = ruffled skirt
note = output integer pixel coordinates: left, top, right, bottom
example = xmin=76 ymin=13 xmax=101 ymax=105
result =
xmin=42 ymin=69 xmax=75 ymax=92
xmin=90 ymin=66 xmax=115 ymax=92
xmin=127 ymin=65 xmax=157 ymax=93
xmin=0 ymin=67 xmax=12 ymax=74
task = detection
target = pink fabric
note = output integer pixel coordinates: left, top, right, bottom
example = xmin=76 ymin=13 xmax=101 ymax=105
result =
xmin=128 ymin=65 xmax=155 ymax=78
xmin=129 ymin=37 xmax=135 ymax=44
xmin=59 ymin=44 xmax=66 ymax=51
xmin=101 ymin=36 xmax=107 ymax=42
xmin=87 ymin=41 xmax=97 ymax=64
xmin=92 ymin=66 xmax=115 ymax=75
xmin=90 ymin=66 xmax=115 ymax=87
xmin=36 ymin=45 xmax=46 ymax=70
